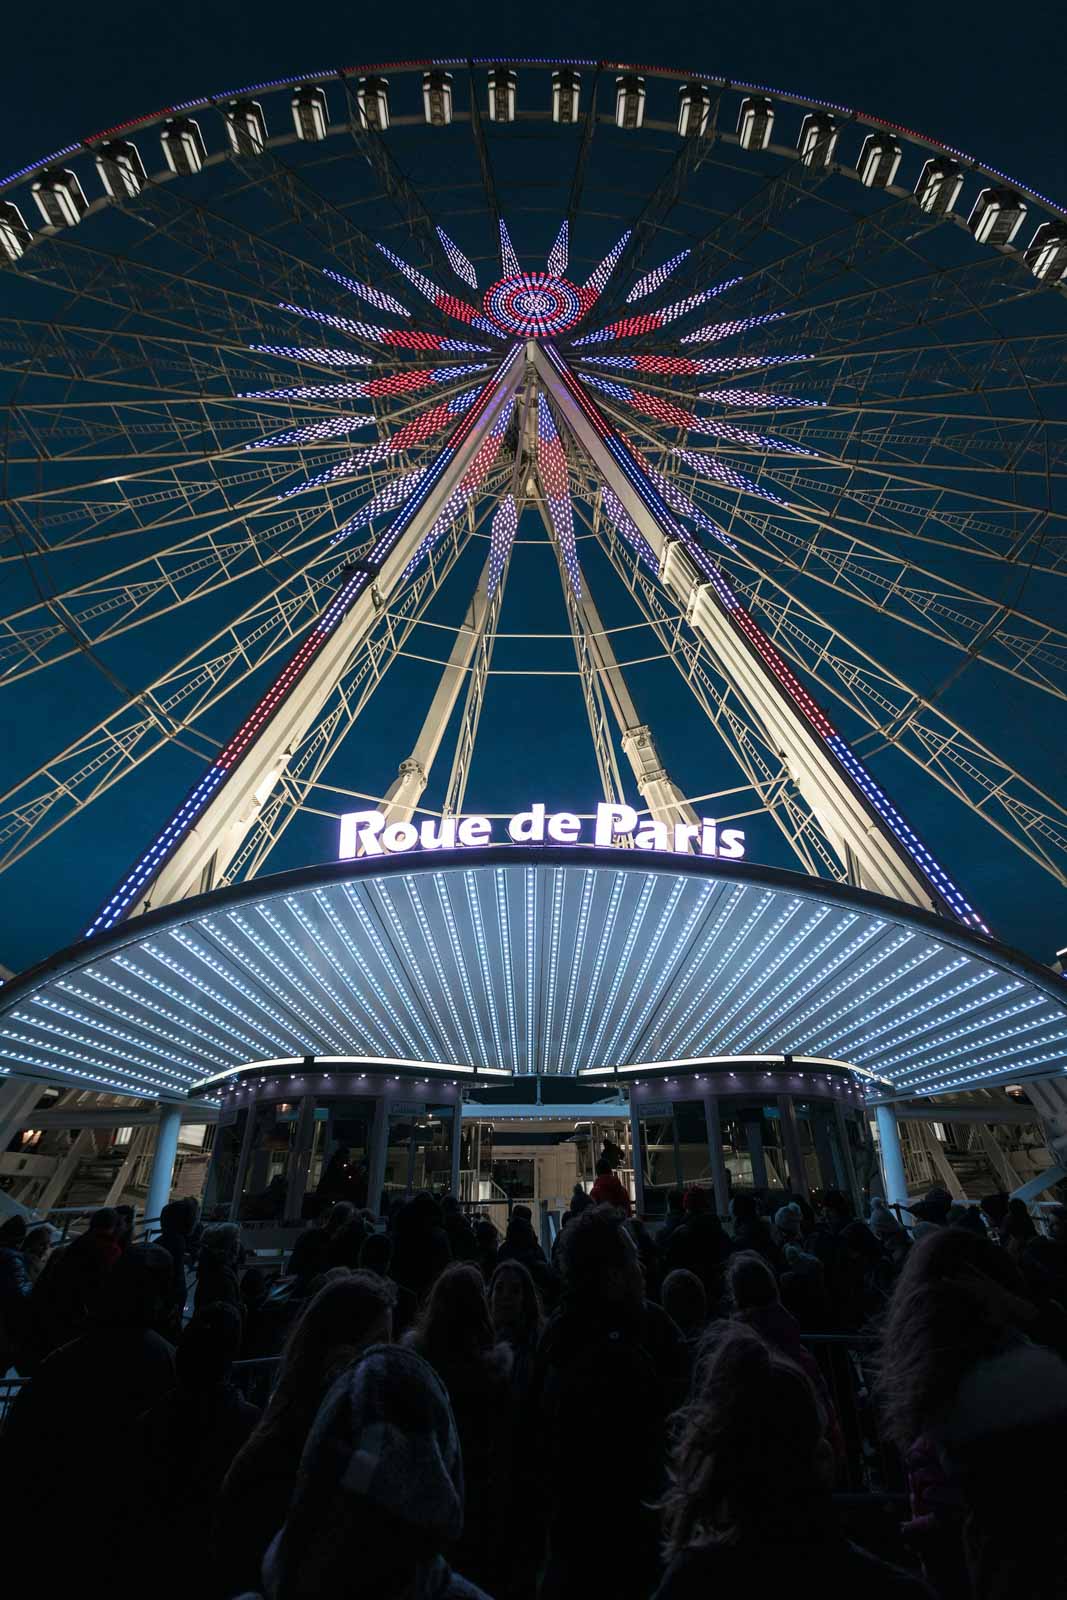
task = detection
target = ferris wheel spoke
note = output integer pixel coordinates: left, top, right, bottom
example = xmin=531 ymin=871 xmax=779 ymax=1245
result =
xmin=704 ymin=490 xmax=1067 ymax=702
xmin=613 ymin=405 xmax=1066 ymax=549
xmin=0 ymin=463 xmax=416 ymax=683
xmin=584 ymin=496 xmax=844 ymax=880
xmin=0 ymin=536 xmax=371 ymax=872
xmin=595 ymin=496 xmax=1067 ymax=886
xmin=221 ymin=493 xmax=494 ymax=884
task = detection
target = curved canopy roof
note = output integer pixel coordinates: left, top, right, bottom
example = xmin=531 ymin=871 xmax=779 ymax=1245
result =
xmin=1 ymin=847 xmax=1065 ymax=1105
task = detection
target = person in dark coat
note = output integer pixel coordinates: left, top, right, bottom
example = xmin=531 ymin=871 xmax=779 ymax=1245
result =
xmin=728 ymin=1194 xmax=785 ymax=1274
xmin=528 ymin=1205 xmax=689 ymax=1600
xmin=2 ymin=1246 xmax=178 ymax=1596
xmin=405 ymin=1263 xmax=515 ymax=1597
xmin=1022 ymin=1202 xmax=1067 ymax=1311
xmin=663 ymin=1189 xmax=731 ymax=1306
xmin=497 ymin=1212 xmax=559 ymax=1309
xmin=133 ymin=1303 xmax=260 ymax=1597
xmin=441 ymin=1195 xmax=479 ymax=1263
xmin=157 ymin=1199 xmax=193 ymax=1333
xmin=244 ymin=1345 xmax=492 ymax=1600
xmin=360 ymin=1230 xmax=419 ymax=1336
xmin=0 ymin=1214 xmax=32 ymax=1366
xmin=215 ymin=1271 xmax=396 ymax=1597
xmin=654 ymin=1323 xmax=934 ymax=1600
xmin=195 ymin=1221 xmax=243 ymax=1316
xmin=390 ymin=1192 xmax=452 ymax=1304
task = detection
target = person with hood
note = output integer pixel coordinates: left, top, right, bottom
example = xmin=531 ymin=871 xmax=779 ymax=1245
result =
xmin=869 ymin=1198 xmax=911 ymax=1269
xmin=0 ymin=1213 xmax=32 ymax=1365
xmin=489 ymin=1258 xmax=544 ymax=1395
xmin=405 ymin=1262 xmax=514 ymax=1595
xmin=243 ymin=1345 xmax=491 ymax=1600
xmin=654 ymin=1323 xmax=934 ymax=1600
xmin=498 ymin=1210 xmax=559 ymax=1308
xmin=216 ymin=1270 xmax=396 ymax=1596
xmin=528 ymin=1204 xmax=688 ymax=1600
xmin=134 ymin=1302 xmax=260 ymax=1594
xmin=661 ymin=1268 xmax=708 ymax=1370
xmin=157 ymin=1199 xmax=194 ymax=1334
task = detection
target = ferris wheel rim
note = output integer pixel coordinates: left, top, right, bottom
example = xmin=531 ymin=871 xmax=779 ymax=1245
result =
xmin=0 ymin=54 xmax=1062 ymax=228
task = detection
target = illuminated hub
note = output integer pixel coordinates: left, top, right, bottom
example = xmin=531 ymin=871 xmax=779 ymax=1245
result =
xmin=484 ymin=271 xmax=585 ymax=337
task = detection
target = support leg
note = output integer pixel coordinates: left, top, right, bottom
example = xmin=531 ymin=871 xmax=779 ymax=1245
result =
xmin=702 ymin=1096 xmax=730 ymax=1218
xmin=144 ymin=1105 xmax=183 ymax=1237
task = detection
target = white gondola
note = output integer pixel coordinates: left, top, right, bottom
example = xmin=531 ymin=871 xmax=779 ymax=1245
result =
xmin=32 ymin=168 xmax=89 ymax=228
xmin=291 ymin=85 xmax=329 ymax=143
xmin=615 ymin=75 xmax=646 ymax=130
xmin=677 ymin=83 xmax=711 ymax=139
xmin=1025 ymin=222 xmax=1067 ymax=282
xmin=357 ymin=77 xmax=390 ymax=132
xmin=968 ymin=187 xmax=1027 ymax=246
xmin=737 ymin=96 xmax=774 ymax=151
xmin=225 ymin=100 xmax=267 ymax=157
xmin=552 ymin=69 xmax=581 ymax=124
xmin=95 ymin=139 xmax=147 ymax=199
xmin=422 ymin=71 xmax=453 ymax=127
xmin=0 ymin=200 xmax=31 ymax=261
xmin=857 ymin=134 xmax=902 ymax=189
xmin=914 ymin=157 xmax=963 ymax=215
xmin=798 ymin=113 xmax=838 ymax=168
xmin=488 ymin=68 xmax=517 ymax=123
xmin=161 ymin=117 xmax=207 ymax=176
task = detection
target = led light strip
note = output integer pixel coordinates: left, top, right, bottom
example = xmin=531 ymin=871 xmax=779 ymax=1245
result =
xmin=342 ymin=884 xmax=442 ymax=1059
xmin=641 ymin=884 xmax=745 ymax=1059
xmin=571 ymin=276 xmax=742 ymax=346
xmin=580 ymin=873 xmax=655 ymax=1072
xmin=308 ymin=890 xmax=416 ymax=1056
xmin=255 ymin=904 xmax=378 ymax=1052
xmin=537 ymin=394 xmax=581 ymax=597
xmin=494 ymin=870 xmax=521 ymax=1075
xmin=277 ymin=301 xmax=493 ymax=351
xmin=626 ymin=249 xmax=691 ymax=302
xmin=547 ymin=220 xmax=569 ymax=277
xmin=602 ymin=877 xmax=688 ymax=1063
xmin=568 ymin=871 xmax=626 ymax=1073
xmin=554 ymin=869 xmax=596 ymax=1073
xmin=676 ymin=897 xmax=804 ymax=1058
xmin=89 ymin=350 xmax=521 ymax=934
xmin=459 ymin=873 xmax=504 ymax=1069
xmin=436 ymin=227 xmax=479 ymax=291
xmin=547 ymin=347 xmax=986 ymax=933
xmin=324 ymin=266 xmax=411 ymax=318
xmin=242 ymin=364 xmax=489 ymax=401
xmin=375 ymin=242 xmax=500 ymax=335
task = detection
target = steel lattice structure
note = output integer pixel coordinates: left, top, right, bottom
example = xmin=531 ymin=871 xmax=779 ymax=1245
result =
xmin=2 ymin=58 xmax=1067 ymax=1109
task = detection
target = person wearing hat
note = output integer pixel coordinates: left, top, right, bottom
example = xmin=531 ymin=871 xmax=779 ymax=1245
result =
xmin=248 ymin=1344 xmax=490 ymax=1600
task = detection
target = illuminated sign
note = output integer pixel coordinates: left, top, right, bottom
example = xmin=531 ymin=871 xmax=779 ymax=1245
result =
xmin=339 ymin=801 xmax=746 ymax=861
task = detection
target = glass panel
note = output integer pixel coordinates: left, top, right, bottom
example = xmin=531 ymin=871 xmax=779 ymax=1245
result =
xmin=239 ymin=1101 xmax=297 ymax=1220
xmin=306 ymin=1096 xmax=374 ymax=1214
xmin=410 ymin=1105 xmax=455 ymax=1196
xmin=210 ymin=1108 xmax=247 ymax=1211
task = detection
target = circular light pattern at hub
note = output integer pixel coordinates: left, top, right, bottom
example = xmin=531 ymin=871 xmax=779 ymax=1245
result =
xmin=484 ymin=271 xmax=584 ymax=337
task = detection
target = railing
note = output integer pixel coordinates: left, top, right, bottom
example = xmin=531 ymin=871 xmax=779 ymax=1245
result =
xmin=801 ymin=1334 xmax=904 ymax=1502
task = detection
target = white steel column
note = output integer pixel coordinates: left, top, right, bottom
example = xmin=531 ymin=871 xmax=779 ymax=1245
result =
xmin=381 ymin=552 xmax=500 ymax=825
xmin=285 ymin=1094 xmax=318 ymax=1222
xmin=702 ymin=1095 xmax=730 ymax=1217
xmin=777 ymin=1094 xmax=810 ymax=1199
xmin=125 ymin=348 xmax=526 ymax=917
xmin=542 ymin=493 xmax=696 ymax=829
xmin=875 ymin=1103 xmax=909 ymax=1214
xmin=367 ymin=1097 xmax=389 ymax=1217
xmin=628 ymin=1097 xmax=647 ymax=1215
xmin=144 ymin=1104 xmax=183 ymax=1235
xmin=833 ymin=1101 xmax=864 ymax=1216
xmin=531 ymin=342 xmax=942 ymax=913
xmin=450 ymin=1103 xmax=463 ymax=1199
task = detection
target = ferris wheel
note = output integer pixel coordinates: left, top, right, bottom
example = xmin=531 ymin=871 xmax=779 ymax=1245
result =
xmin=1 ymin=58 xmax=1066 ymax=953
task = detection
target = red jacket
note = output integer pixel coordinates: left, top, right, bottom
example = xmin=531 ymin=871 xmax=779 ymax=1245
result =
xmin=589 ymin=1172 xmax=632 ymax=1215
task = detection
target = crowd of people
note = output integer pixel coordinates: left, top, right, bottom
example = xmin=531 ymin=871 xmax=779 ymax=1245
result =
xmin=1 ymin=1169 xmax=1065 ymax=1600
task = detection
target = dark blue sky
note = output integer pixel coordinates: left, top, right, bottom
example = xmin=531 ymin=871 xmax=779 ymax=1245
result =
xmin=2 ymin=1 xmax=1066 ymax=973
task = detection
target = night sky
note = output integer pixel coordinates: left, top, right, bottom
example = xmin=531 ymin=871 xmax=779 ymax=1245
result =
xmin=1 ymin=0 xmax=1066 ymax=974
